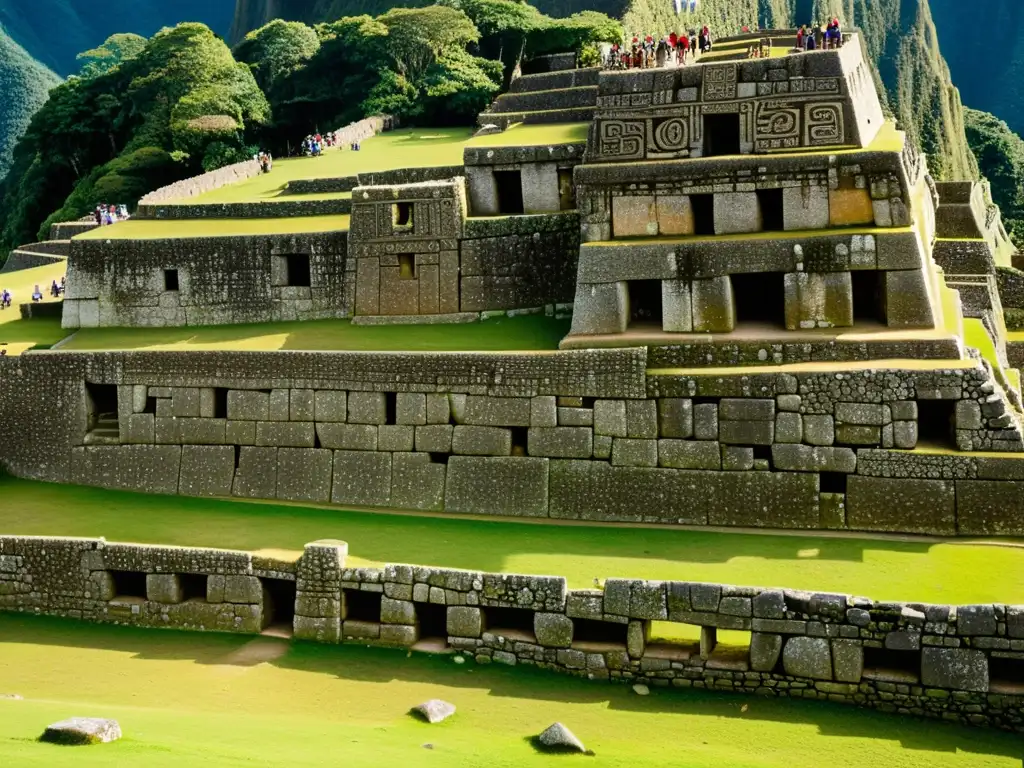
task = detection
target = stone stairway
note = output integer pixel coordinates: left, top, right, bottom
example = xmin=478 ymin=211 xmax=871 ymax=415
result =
xmin=84 ymin=415 xmax=120 ymax=446
xmin=478 ymin=68 xmax=600 ymax=129
xmin=2 ymin=240 xmax=70 ymax=273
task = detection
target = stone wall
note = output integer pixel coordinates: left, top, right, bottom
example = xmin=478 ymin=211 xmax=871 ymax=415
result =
xmin=2 ymin=534 xmax=1021 ymax=732
xmin=2 ymin=348 xmax=1023 ymax=536
xmin=138 ymin=160 xmax=262 ymax=206
xmin=464 ymin=144 xmax=584 ymax=216
xmin=136 ymin=197 xmax=352 ymax=220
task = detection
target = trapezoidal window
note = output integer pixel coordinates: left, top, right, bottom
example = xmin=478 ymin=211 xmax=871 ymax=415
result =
xmin=285 ymin=254 xmax=311 ymax=287
xmin=851 ymin=270 xmax=885 ymax=324
xmin=628 ymin=280 xmax=663 ymax=329
xmin=757 ymin=188 xmax=784 ymax=232
xmin=691 ymin=194 xmax=715 ymax=235
xmin=85 ymin=382 xmax=119 ymax=435
xmin=483 ymin=606 xmax=535 ymax=641
xmin=862 ymin=646 xmax=920 ymax=684
xmin=916 ymin=399 xmax=956 ymax=450
xmin=163 ymin=269 xmax=179 ymax=292
xmin=179 ymin=573 xmax=208 ymax=602
xmin=398 ymin=253 xmax=416 ymax=280
xmin=732 ymin=272 xmax=785 ymax=328
xmin=703 ymin=113 xmax=741 ymax=157
xmin=109 ymin=570 xmax=147 ymax=600
xmin=494 ymin=170 xmax=524 ymax=215
xmin=344 ymin=589 xmax=382 ymax=623
xmin=261 ymin=577 xmax=296 ymax=634
xmin=392 ymin=202 xmax=414 ymax=230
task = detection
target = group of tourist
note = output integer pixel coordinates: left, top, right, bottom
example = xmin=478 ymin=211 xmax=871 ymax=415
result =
xmin=94 ymin=204 xmax=130 ymax=227
xmin=0 ymin=276 xmax=65 ymax=312
xmin=605 ymin=28 xmax=711 ymax=69
xmin=796 ymin=19 xmax=843 ymax=51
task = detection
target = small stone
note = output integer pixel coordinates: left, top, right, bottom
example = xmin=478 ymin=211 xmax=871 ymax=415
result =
xmin=0 ymin=694 xmax=23 ymax=700
xmin=536 ymin=722 xmax=587 ymax=753
xmin=453 ymin=655 xmax=465 ymax=664
xmin=39 ymin=718 xmax=122 ymax=745
xmin=411 ymin=699 xmax=457 ymax=724
xmin=632 ymin=683 xmax=650 ymax=696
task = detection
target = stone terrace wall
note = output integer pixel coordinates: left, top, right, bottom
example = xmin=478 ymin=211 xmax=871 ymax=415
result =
xmin=2 ymin=534 xmax=1021 ymax=732
xmin=138 ymin=159 xmax=261 ymax=206
xmin=1 ymin=349 xmax=1024 ymax=536
xmin=136 ymin=197 xmax=352 ymax=220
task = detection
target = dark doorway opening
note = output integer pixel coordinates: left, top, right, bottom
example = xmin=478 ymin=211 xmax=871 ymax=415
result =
xmin=863 ymin=646 xmax=919 ymax=683
xmin=286 ymin=254 xmax=311 ymax=287
xmin=703 ymin=113 xmax=741 ymax=157
xmin=990 ymin=656 xmax=1024 ymax=694
xmin=262 ymin=577 xmax=296 ymax=632
xmin=572 ymin=618 xmax=628 ymax=645
xmin=109 ymin=570 xmax=146 ymax=600
xmin=85 ymin=382 xmax=119 ymax=434
xmin=483 ymin=606 xmax=536 ymax=641
xmin=393 ymin=201 xmax=414 ymax=229
xmin=398 ymin=253 xmax=416 ymax=280
xmin=851 ymin=270 xmax=885 ymax=324
xmin=344 ymin=589 xmax=382 ymax=622
xmin=691 ymin=194 xmax=715 ymax=235
xmin=416 ymin=602 xmax=449 ymax=643
xmin=494 ymin=170 xmax=524 ymax=214
xmin=558 ymin=168 xmax=576 ymax=210
xmin=757 ymin=188 xmax=784 ymax=231
xmin=628 ymin=280 xmax=663 ymax=329
xmin=180 ymin=573 xmax=208 ymax=602
xmin=732 ymin=272 xmax=785 ymax=327
xmin=916 ymin=399 xmax=956 ymax=449
xmin=819 ymin=472 xmax=848 ymax=493
xmin=163 ymin=269 xmax=179 ymax=292
xmin=212 ymin=388 xmax=229 ymax=419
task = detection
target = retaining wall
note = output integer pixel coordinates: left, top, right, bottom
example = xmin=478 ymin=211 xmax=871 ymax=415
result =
xmin=1 ymin=534 xmax=1021 ymax=732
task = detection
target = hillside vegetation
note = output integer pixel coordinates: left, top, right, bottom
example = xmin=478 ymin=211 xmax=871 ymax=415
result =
xmin=965 ymin=108 xmax=1024 ymax=242
xmin=0 ymin=30 xmax=60 ymax=180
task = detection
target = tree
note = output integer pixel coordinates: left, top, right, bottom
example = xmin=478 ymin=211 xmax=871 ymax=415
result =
xmin=379 ymin=5 xmax=480 ymax=81
xmin=421 ymin=48 xmax=502 ymax=125
xmin=76 ymin=33 xmax=147 ymax=79
xmin=234 ymin=20 xmax=321 ymax=93
xmin=965 ymin=108 xmax=1024 ymax=244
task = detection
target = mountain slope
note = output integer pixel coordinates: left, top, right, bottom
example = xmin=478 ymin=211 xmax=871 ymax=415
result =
xmin=0 ymin=0 xmax=236 ymax=76
xmin=0 ymin=29 xmax=60 ymax=179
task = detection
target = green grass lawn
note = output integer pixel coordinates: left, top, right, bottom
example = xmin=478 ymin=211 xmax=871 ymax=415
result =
xmin=58 ymin=315 xmax=570 ymax=352
xmin=1 ymin=476 xmax=1021 ymax=605
xmin=74 ymin=214 xmax=351 ymax=240
xmin=465 ymin=121 xmax=590 ymax=147
xmin=0 ymin=262 xmax=70 ymax=353
xmin=0 ymin=614 xmax=1019 ymax=768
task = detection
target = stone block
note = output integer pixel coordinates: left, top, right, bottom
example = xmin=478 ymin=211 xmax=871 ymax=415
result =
xmin=693 ymin=403 xmax=719 ymax=440
xmin=782 ymin=636 xmax=833 ymax=681
xmin=269 ymin=389 xmax=290 ymax=421
xmin=316 ymin=423 xmax=377 ymax=451
xmin=627 ymin=620 xmax=648 ymax=658
xmin=829 ymin=188 xmax=875 ymax=227
xmin=835 ymin=403 xmax=886 ymax=426
xmin=750 ymin=632 xmax=783 ymax=672
xmin=662 ymin=279 xmax=693 ymax=332
xmin=658 ymin=399 xmax=693 ymax=438
xmin=612 ymin=438 xmax=658 ymax=467
xmin=199 ymin=388 xmax=216 ymax=418
xmin=557 ymin=408 xmax=593 ymax=427
xmin=381 ymin=597 xmax=417 ymax=625
xmin=612 ymin=194 xmax=658 ymax=237
xmin=569 ymin=282 xmax=628 ymax=336
xmin=835 ymin=424 xmax=880 ymax=445
xmin=626 ymin=400 xmax=658 ymax=439
xmin=920 ymin=648 xmax=988 ymax=692
xmin=957 ymin=605 xmax=997 ymax=636
xmin=415 ymin=424 xmax=454 ymax=453
xmin=225 ymin=421 xmax=255 ymax=445
xmin=720 ymin=399 xmax=774 ymax=421
xmin=530 ymin=396 xmax=557 ymax=428
xmin=425 ymin=394 xmax=450 ymax=425
xmin=466 ymin=166 xmax=498 ymax=215
xmin=171 ymin=388 xmax=201 ymax=418
xmin=378 ymin=425 xmax=415 ymax=452
xmin=444 ymin=456 xmax=549 ymax=517
xmin=528 ymin=427 xmax=592 ymax=458
xmin=452 ymin=426 xmax=511 ymax=456
xmin=177 ymin=418 xmax=226 ymax=445
xmin=775 ymin=412 xmax=802 ymax=443
xmin=534 ymin=613 xmax=574 ymax=648
xmin=224 ymin=575 xmax=261 ymax=604
xmin=658 ymin=440 xmax=720 ymax=469
xmin=347 ymin=392 xmax=387 ymax=424
xmin=955 ymin=400 xmax=983 ymax=430
xmin=70 ymin=445 xmax=181 ymax=496
xmin=290 ymin=390 xmax=315 ymax=421
xmin=314 ymin=390 xmax=347 ymax=423
xmin=447 ymin=606 xmax=484 ymax=638
xmin=255 ymin=421 xmax=315 ymax=448
xmin=714 ymin=192 xmax=761 ymax=234
xmin=691 ymin=276 xmax=735 ymax=332
xmin=846 ymin=476 xmax=956 ymax=535
xmin=463 ymin=396 xmax=531 ymax=427
xmin=956 ymin=480 xmax=1024 ymax=536
xmin=146 ymin=574 xmax=182 ymax=604
xmin=803 ymin=414 xmax=835 ymax=446
xmin=656 ymin=194 xmax=695 ymax=235
xmin=232 ymin=447 xmax=277 ymax=499
xmin=277 ymin=448 xmax=333 ymax=503
xmin=721 ymin=445 xmax=754 ymax=471
xmin=771 ymin=444 xmax=856 ymax=473
xmin=831 ymin=639 xmax=863 ymax=683
xmin=820 ymin=492 xmax=846 ymax=529
xmin=593 ymin=434 xmax=612 ymax=459
xmin=390 ymin=453 xmax=446 ymax=512
xmin=884 ymin=269 xmax=935 ymax=328
xmin=594 ymin=400 xmax=627 ymax=437
xmin=332 ymin=451 xmax=392 ymax=507
xmin=783 ymin=184 xmax=829 ymax=230
xmin=521 ymin=162 xmax=560 ymax=214
xmin=123 ymin=414 xmax=154 ymax=444
xmin=783 ymin=271 xmax=853 ymax=330
xmin=179 ymin=445 xmax=235 ymax=498
xmin=892 ymin=421 xmax=917 ymax=449
xmin=719 ymin=420 xmax=774 ymax=445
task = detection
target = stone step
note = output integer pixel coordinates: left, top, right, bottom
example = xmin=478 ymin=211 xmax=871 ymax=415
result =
xmin=477 ymin=106 xmax=596 ymax=130
xmin=19 ymin=240 xmax=70 ymax=256
xmin=1 ymin=250 xmax=67 ymax=274
xmin=508 ymin=68 xmax=600 ymax=93
xmin=489 ymin=85 xmax=598 ymax=114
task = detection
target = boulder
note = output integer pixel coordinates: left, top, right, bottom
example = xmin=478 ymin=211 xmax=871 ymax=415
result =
xmin=411 ymin=699 xmax=456 ymax=724
xmin=39 ymin=718 xmax=122 ymax=745
xmin=536 ymin=722 xmax=587 ymax=753
xmin=781 ymin=637 xmax=833 ymax=681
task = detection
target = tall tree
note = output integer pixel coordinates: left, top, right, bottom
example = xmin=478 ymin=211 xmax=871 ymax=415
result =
xmin=76 ymin=33 xmax=148 ymax=79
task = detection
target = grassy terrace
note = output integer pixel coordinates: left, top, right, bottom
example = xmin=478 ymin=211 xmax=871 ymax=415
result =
xmin=74 ymin=214 xmax=352 ymax=241
xmin=58 ymin=314 xmax=570 ymax=352
xmin=0 ymin=261 xmax=68 ymax=353
xmin=1 ymin=476 xmax=1021 ymax=604
xmin=2 ymin=615 xmax=1021 ymax=768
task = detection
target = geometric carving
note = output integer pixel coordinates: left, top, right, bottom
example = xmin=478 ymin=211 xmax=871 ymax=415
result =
xmin=804 ymin=103 xmax=844 ymax=146
xmin=650 ymin=117 xmax=689 ymax=155
xmin=702 ymin=64 xmax=738 ymax=101
xmin=754 ymin=101 xmax=801 ymax=151
xmin=599 ymin=120 xmax=645 ymax=159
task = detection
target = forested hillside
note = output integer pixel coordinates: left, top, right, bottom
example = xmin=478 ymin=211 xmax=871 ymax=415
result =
xmin=965 ymin=108 xmax=1024 ymax=242
xmin=0 ymin=30 xmax=60 ymax=179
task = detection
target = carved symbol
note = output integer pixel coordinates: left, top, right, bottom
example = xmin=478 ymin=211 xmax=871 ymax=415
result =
xmin=753 ymin=101 xmax=800 ymax=151
xmin=701 ymin=64 xmax=738 ymax=101
xmin=599 ymin=120 xmax=645 ymax=159
xmin=804 ymin=103 xmax=844 ymax=145
xmin=652 ymin=117 xmax=688 ymax=152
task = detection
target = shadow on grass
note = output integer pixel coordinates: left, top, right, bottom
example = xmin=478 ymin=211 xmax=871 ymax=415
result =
xmin=2 ymin=614 xmax=1020 ymax=761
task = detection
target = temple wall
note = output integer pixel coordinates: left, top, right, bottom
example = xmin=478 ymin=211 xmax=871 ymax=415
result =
xmin=2 ymin=534 xmax=1021 ymax=732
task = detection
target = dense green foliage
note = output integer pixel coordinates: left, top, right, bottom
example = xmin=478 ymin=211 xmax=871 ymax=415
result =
xmin=964 ymin=108 xmax=1024 ymax=242
xmin=0 ymin=30 xmax=61 ymax=181
xmin=0 ymin=23 xmax=269 ymax=252
xmin=76 ymin=33 xmax=147 ymax=78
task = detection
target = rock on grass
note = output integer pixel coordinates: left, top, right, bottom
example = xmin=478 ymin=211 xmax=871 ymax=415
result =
xmin=39 ymin=718 xmax=122 ymax=745
xmin=411 ymin=699 xmax=456 ymax=724
xmin=534 ymin=722 xmax=588 ymax=753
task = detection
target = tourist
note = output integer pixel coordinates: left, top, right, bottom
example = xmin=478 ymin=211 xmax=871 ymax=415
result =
xmin=0 ymin=288 xmax=11 ymax=309
xmin=50 ymin=280 xmax=59 ymax=298
xmin=678 ymin=33 xmax=690 ymax=64
xmin=656 ymin=38 xmax=668 ymax=67
xmin=796 ymin=25 xmax=806 ymax=50
xmin=31 ymin=285 xmax=42 ymax=302
xmin=93 ymin=206 xmax=103 ymax=226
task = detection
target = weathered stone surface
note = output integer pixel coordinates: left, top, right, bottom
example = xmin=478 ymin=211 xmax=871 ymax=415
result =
xmin=802 ymin=414 xmax=834 ymax=446
xmin=381 ymin=597 xmax=417 ymax=625
xmin=658 ymin=440 xmax=720 ymax=470
xmin=658 ymin=398 xmax=693 ymax=438
xmin=348 ymin=392 xmax=387 ymax=424
xmin=332 ymin=451 xmax=391 ymax=507
xmin=831 ymin=639 xmax=863 ymax=683
xmin=750 ymin=632 xmax=783 ymax=671
xmin=570 ymin=282 xmax=628 ymax=335
xmin=846 ymin=476 xmax=956 ymax=535
xmin=534 ymin=612 xmax=574 ymax=648
xmin=693 ymin=403 xmax=718 ymax=440
xmin=445 ymin=457 xmax=549 ymax=516
xmin=40 ymin=718 xmax=122 ymax=745
xmin=452 ymin=426 xmax=512 ymax=456
xmin=415 ymin=425 xmax=454 ymax=453
xmin=528 ymin=427 xmax=592 ymax=458
xmin=396 ymin=393 xmax=426 ymax=426
xmin=593 ymin=400 xmax=627 ymax=437
xmin=782 ymin=637 xmax=833 ymax=681
xmin=314 ymin=390 xmax=347 ymax=423
xmin=612 ymin=438 xmax=658 ymax=467
xmin=277 ymin=448 xmax=333 ymax=503
xmin=957 ymin=605 xmax=997 ymax=636
xmin=691 ymin=276 xmax=735 ymax=332
xmin=955 ymin=480 xmax=1024 ymax=536
xmin=771 ymin=444 xmax=856 ymax=473
xmin=920 ymin=648 xmax=988 ymax=692
xmin=536 ymin=722 xmax=586 ymax=753
xmin=232 ymin=447 xmax=277 ymax=498
xmin=146 ymin=574 xmax=182 ymax=604
xmin=179 ymin=445 xmax=234 ymax=498
xmin=390 ymin=453 xmax=445 ymax=511
xmin=411 ymin=699 xmax=456 ymax=724
xmin=625 ymin=400 xmax=658 ymax=439
xmin=463 ymin=396 xmax=531 ymax=427
xmin=447 ymin=606 xmax=484 ymax=638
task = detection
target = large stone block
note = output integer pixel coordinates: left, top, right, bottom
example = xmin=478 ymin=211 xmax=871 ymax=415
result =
xmin=593 ymin=400 xmax=627 ymax=437
xmin=714 ymin=192 xmax=761 ymax=234
xmin=828 ymin=188 xmax=875 ymax=227
xmin=626 ymin=400 xmax=657 ymax=439
xmin=232 ymin=447 xmax=277 ymax=499
xmin=921 ymin=648 xmax=988 ymax=692
xmin=415 ymin=425 xmax=454 ymax=453
xmin=656 ymin=194 xmax=695 ymax=236
xmin=444 ymin=456 xmax=549 ymax=517
xmin=314 ymin=390 xmax=347 ymax=423
xmin=831 ymin=639 xmax=863 ymax=683
xmin=771 ymin=444 xmax=857 ymax=474
xmin=171 ymin=388 xmax=201 ymax=418
xmin=227 ymin=390 xmax=269 ymax=421
xmin=332 ymin=451 xmax=392 ymax=507
xmin=317 ymin=423 xmax=378 ymax=451
xmin=177 ymin=418 xmax=226 ymax=446
xmin=70 ymin=445 xmax=181 ymax=495
xmin=846 ymin=476 xmax=956 ymax=535
xmin=691 ymin=276 xmax=735 ymax=332
xmin=782 ymin=636 xmax=833 ymax=681
xmin=783 ymin=184 xmax=829 ymax=231
xmin=569 ymin=282 xmax=628 ymax=336
xmin=466 ymin=166 xmax=498 ymax=215
xmin=390 ymin=453 xmax=446 ymax=511
xmin=447 ymin=606 xmax=484 ymax=638
xmin=658 ymin=440 xmax=721 ymax=469
xmin=381 ymin=597 xmax=417 ymax=625
xmin=348 ymin=392 xmax=387 ymax=425
xmin=719 ymin=420 xmax=774 ymax=445
xmin=147 ymin=574 xmax=182 ymax=605
xmin=884 ymin=269 xmax=935 ymax=328
xmin=462 ymin=396 xmax=531 ymax=427
xmin=662 ymin=279 xmax=693 ymax=332
xmin=534 ymin=613 xmax=574 ymax=648
xmin=396 ymin=393 xmax=426 ymax=426
xmin=954 ymin=480 xmax=1024 ymax=536
xmin=277 ymin=448 xmax=333 ymax=503
xmin=611 ymin=438 xmax=658 ymax=467
xmin=223 ymin=575 xmax=262 ymax=604
xmin=802 ymin=414 xmax=835 ymax=446
xmin=658 ymin=398 xmax=693 ymax=438
xmin=255 ymin=421 xmax=315 ymax=448
xmin=783 ymin=271 xmax=853 ymax=330
xmin=693 ymin=403 xmax=718 ymax=440
xmin=749 ymin=632 xmax=783 ymax=672
xmin=290 ymin=390 xmax=315 ymax=421
xmin=612 ymin=194 xmax=658 ymax=238
xmin=528 ymin=427 xmax=593 ymax=458
xmin=378 ymin=425 xmax=414 ymax=452
xmin=521 ymin=162 xmax=560 ymax=214
xmin=179 ymin=445 xmax=235 ymax=498
xmin=452 ymin=425 xmax=512 ymax=456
